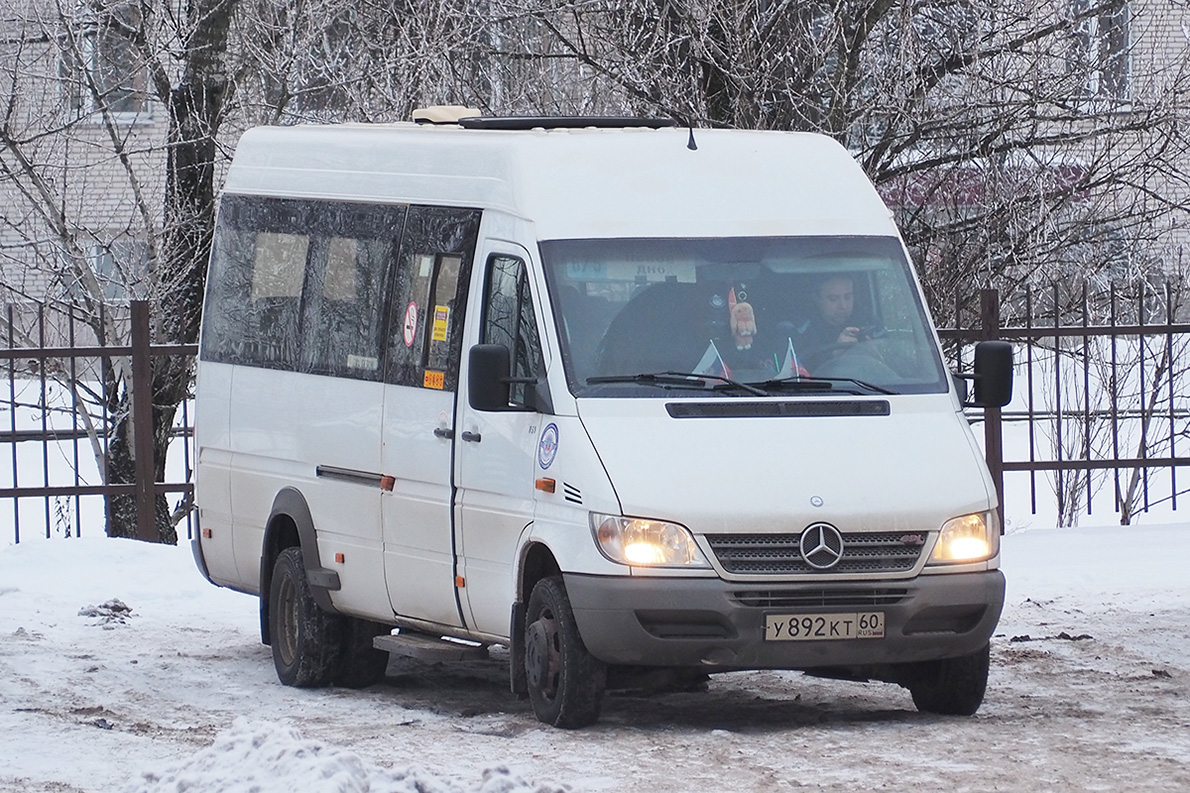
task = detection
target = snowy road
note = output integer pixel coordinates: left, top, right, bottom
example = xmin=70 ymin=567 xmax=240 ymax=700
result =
xmin=1 ymin=525 xmax=1188 ymax=792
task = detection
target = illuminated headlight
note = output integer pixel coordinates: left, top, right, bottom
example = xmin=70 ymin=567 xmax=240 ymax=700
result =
xmin=590 ymin=513 xmax=709 ymax=567
xmin=929 ymin=511 xmax=1000 ymax=564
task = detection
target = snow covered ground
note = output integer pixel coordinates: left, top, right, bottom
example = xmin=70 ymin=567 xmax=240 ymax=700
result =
xmin=1 ymin=523 xmax=1188 ymax=793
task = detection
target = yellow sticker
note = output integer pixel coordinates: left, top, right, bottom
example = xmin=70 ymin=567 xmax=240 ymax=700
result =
xmin=423 ymin=370 xmax=445 ymax=390
xmin=431 ymin=305 xmax=450 ymax=342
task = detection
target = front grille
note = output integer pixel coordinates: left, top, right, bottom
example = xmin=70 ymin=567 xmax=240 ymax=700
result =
xmin=705 ymin=532 xmax=926 ymax=575
xmin=730 ymin=588 xmax=910 ymax=609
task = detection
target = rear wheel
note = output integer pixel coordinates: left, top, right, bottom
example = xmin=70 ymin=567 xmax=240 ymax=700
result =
xmin=908 ymin=643 xmax=990 ymax=716
xmin=524 ymin=576 xmax=606 ymax=728
xmin=269 ymin=547 xmax=343 ymax=687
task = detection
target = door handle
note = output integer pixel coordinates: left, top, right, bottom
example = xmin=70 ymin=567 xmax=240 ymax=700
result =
xmin=461 ymin=431 xmax=482 ymax=443
xmin=433 ymin=427 xmax=454 ymax=439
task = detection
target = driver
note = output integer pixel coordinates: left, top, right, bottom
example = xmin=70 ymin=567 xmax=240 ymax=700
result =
xmin=796 ymin=274 xmax=864 ymax=371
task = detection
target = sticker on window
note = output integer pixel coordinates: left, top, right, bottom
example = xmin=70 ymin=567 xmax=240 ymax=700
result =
xmin=403 ymin=302 xmax=418 ymax=347
xmin=565 ymin=260 xmax=695 ymax=283
xmin=423 ymin=370 xmax=445 ymax=390
xmin=432 ymin=305 xmax=450 ymax=342
xmin=346 ymin=355 xmax=378 ymax=371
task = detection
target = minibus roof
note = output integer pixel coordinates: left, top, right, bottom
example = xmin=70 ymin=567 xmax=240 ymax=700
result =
xmin=222 ymin=122 xmax=899 ymax=240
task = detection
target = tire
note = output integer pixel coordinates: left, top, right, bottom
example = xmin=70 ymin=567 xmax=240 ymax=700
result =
xmin=908 ymin=643 xmax=990 ymax=716
xmin=524 ymin=576 xmax=607 ymax=728
xmin=332 ymin=618 xmax=392 ymax=689
xmin=269 ymin=547 xmax=343 ymax=687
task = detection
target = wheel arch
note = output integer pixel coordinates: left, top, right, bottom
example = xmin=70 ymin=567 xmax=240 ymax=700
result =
xmin=259 ymin=487 xmax=341 ymax=644
xmin=519 ymin=540 xmax=562 ymax=603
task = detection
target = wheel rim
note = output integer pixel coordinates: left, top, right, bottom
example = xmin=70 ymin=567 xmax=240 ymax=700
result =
xmin=276 ymin=573 xmax=299 ymax=667
xmin=525 ymin=613 xmax=560 ymax=700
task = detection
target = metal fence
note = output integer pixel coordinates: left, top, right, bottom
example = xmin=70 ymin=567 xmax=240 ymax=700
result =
xmin=4 ymin=285 xmax=1188 ymax=544
xmin=939 ymin=286 xmax=1190 ymax=525
xmin=2 ymin=301 xmax=197 ymax=544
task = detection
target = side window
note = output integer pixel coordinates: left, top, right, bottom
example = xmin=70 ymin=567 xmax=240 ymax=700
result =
xmin=200 ymin=195 xmax=403 ymax=375
xmin=298 ymin=203 xmax=405 ymax=379
xmin=200 ymin=195 xmax=307 ymax=369
xmin=385 ymin=207 xmax=480 ymax=391
xmin=249 ymin=228 xmax=307 ymax=368
xmin=482 ymin=254 xmax=543 ymax=406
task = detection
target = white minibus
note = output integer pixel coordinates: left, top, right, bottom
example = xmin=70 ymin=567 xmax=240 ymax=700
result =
xmin=193 ymin=111 xmax=1013 ymax=728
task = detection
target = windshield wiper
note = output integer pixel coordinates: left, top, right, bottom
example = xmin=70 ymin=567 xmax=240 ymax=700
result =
xmin=747 ymin=375 xmax=896 ymax=396
xmin=588 ymin=371 xmax=767 ymax=396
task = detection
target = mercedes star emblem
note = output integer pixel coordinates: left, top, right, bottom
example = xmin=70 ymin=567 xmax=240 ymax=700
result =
xmin=800 ymin=522 xmax=844 ymax=569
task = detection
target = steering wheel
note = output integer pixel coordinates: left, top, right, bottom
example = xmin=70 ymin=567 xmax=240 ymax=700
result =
xmin=809 ymin=337 xmax=908 ymax=382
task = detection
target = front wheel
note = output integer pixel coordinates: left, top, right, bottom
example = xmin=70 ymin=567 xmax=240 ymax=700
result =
xmin=269 ymin=547 xmax=343 ymax=687
xmin=524 ymin=576 xmax=606 ymax=728
xmin=908 ymin=643 xmax=990 ymax=716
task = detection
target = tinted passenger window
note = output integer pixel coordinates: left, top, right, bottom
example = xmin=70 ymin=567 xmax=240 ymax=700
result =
xmin=200 ymin=195 xmax=406 ymax=377
xmin=201 ymin=196 xmax=308 ymax=369
xmin=298 ymin=203 xmax=404 ymax=379
xmin=482 ymin=255 xmax=543 ymax=406
xmin=385 ymin=207 xmax=481 ymax=391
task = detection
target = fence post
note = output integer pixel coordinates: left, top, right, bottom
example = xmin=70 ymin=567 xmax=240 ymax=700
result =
xmin=980 ymin=289 xmax=1006 ymax=531
xmin=130 ymin=301 xmax=157 ymax=542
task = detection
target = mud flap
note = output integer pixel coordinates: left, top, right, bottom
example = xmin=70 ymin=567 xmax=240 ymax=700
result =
xmin=509 ymin=601 xmax=528 ymax=697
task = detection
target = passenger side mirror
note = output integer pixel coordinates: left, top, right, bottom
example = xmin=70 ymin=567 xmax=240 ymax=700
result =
xmin=973 ymin=340 xmax=1013 ymax=408
xmin=469 ymin=344 xmax=512 ymax=411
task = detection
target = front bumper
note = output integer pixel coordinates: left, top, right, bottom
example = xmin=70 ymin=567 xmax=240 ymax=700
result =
xmin=564 ymin=570 xmax=1005 ymax=670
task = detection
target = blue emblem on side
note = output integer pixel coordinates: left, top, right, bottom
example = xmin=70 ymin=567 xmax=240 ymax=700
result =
xmin=538 ymin=423 xmax=559 ymax=469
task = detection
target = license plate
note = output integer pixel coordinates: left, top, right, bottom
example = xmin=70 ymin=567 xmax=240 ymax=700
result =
xmin=764 ymin=612 xmax=885 ymax=641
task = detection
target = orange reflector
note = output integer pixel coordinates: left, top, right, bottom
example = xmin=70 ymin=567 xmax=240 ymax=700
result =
xmin=334 ymin=553 xmax=345 ymax=564
xmin=380 ymin=475 xmax=395 ymax=492
xmin=535 ymin=478 xmax=556 ymax=493
xmin=201 ymin=528 xmax=212 ymax=539
xmin=455 ymin=576 xmax=466 ymax=588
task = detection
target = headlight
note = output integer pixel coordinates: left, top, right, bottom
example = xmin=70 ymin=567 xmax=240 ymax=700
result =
xmin=929 ymin=511 xmax=1000 ymax=564
xmin=590 ymin=513 xmax=710 ymax=567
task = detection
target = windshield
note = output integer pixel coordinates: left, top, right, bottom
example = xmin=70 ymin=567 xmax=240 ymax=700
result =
xmin=540 ymin=237 xmax=948 ymax=397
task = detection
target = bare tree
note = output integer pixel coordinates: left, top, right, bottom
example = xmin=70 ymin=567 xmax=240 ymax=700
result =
xmin=482 ymin=1 xmax=1190 ymax=314
xmin=1 ymin=0 xmax=239 ymax=541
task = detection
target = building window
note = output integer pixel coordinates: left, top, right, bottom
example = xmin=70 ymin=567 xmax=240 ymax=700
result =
xmin=60 ymin=3 xmax=149 ymax=117
xmin=1074 ymin=0 xmax=1130 ymax=101
xmin=61 ymin=239 xmax=149 ymax=302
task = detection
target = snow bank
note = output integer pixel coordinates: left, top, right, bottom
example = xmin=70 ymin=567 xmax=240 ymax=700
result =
xmin=125 ymin=719 xmax=564 ymax=793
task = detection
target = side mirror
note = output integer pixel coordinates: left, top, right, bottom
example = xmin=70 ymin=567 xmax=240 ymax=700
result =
xmin=468 ymin=344 xmax=511 ymax=411
xmin=973 ymin=340 xmax=1013 ymax=408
